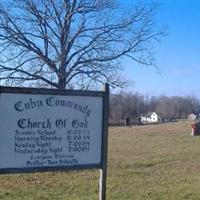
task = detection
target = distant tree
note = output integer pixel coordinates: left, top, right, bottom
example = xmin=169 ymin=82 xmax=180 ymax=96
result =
xmin=156 ymin=96 xmax=200 ymax=119
xmin=0 ymin=0 xmax=165 ymax=89
xmin=156 ymin=96 xmax=175 ymax=120
xmin=110 ymin=93 xmax=124 ymax=120
xmin=110 ymin=92 xmax=146 ymax=121
xmin=109 ymin=92 xmax=200 ymax=123
xmin=184 ymin=96 xmax=200 ymax=115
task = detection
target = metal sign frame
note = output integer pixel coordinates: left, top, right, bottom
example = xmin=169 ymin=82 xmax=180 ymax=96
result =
xmin=0 ymin=85 xmax=108 ymax=171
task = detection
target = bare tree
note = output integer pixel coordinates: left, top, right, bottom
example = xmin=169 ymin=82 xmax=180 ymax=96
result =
xmin=0 ymin=0 xmax=165 ymax=89
xmin=110 ymin=92 xmax=200 ymax=124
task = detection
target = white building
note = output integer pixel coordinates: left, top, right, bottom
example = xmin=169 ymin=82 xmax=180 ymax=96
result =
xmin=188 ymin=113 xmax=197 ymax=121
xmin=141 ymin=112 xmax=160 ymax=123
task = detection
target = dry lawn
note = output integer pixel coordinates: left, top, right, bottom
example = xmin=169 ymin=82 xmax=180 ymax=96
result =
xmin=1 ymin=121 xmax=200 ymax=200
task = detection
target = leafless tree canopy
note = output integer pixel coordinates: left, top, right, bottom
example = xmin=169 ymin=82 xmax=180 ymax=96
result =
xmin=110 ymin=92 xmax=200 ymax=122
xmin=0 ymin=0 xmax=164 ymax=89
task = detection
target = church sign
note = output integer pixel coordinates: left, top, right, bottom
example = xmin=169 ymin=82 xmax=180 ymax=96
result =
xmin=0 ymin=86 xmax=108 ymax=174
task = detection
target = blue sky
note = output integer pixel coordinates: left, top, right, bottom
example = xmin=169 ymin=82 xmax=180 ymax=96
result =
xmin=121 ymin=1 xmax=200 ymax=97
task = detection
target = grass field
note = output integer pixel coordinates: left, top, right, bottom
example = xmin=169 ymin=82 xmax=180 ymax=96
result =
xmin=1 ymin=121 xmax=200 ymax=200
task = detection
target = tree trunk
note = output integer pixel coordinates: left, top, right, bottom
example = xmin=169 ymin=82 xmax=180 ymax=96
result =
xmin=58 ymin=77 xmax=66 ymax=90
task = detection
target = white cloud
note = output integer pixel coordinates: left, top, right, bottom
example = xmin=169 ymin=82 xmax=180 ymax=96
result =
xmin=170 ymin=68 xmax=195 ymax=75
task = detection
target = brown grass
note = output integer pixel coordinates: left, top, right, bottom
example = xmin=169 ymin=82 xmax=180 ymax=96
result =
xmin=1 ymin=121 xmax=199 ymax=200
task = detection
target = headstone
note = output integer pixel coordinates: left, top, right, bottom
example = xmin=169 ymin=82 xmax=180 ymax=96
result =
xmin=125 ymin=117 xmax=130 ymax=126
xmin=191 ymin=121 xmax=200 ymax=136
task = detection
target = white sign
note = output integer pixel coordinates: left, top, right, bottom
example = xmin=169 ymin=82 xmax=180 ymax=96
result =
xmin=0 ymin=91 xmax=103 ymax=171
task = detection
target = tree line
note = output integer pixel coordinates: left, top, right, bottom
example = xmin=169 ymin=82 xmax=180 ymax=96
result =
xmin=110 ymin=92 xmax=200 ymax=123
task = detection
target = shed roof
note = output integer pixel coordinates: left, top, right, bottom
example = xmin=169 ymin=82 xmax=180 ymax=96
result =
xmin=145 ymin=112 xmax=155 ymax=118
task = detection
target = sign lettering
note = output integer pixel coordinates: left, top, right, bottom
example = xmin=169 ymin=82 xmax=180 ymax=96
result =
xmin=0 ymin=88 xmax=104 ymax=173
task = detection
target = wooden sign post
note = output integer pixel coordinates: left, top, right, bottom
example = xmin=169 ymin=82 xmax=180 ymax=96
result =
xmin=99 ymin=83 xmax=109 ymax=200
xmin=0 ymin=84 xmax=109 ymax=200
